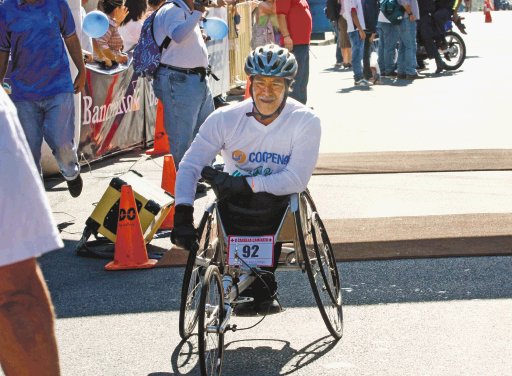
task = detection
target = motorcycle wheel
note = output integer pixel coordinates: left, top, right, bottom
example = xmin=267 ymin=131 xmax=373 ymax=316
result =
xmin=441 ymin=31 xmax=466 ymax=71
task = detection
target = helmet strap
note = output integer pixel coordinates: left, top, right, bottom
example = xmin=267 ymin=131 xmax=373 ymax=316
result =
xmin=245 ymin=78 xmax=290 ymax=121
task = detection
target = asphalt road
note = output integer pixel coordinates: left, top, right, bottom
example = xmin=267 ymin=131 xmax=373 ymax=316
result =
xmin=6 ymin=11 xmax=512 ymax=376
xmin=39 ymin=253 xmax=511 ymax=376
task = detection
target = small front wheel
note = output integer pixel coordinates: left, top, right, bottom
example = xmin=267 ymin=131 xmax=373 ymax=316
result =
xmin=179 ymin=209 xmax=218 ymax=340
xmin=198 ymin=265 xmax=225 ymax=376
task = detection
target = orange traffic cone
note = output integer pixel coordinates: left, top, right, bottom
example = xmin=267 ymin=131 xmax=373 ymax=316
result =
xmin=146 ymin=100 xmax=170 ymax=156
xmin=484 ymin=8 xmax=492 ymax=22
xmin=484 ymin=0 xmax=493 ymax=22
xmin=105 ymin=185 xmax=158 ymax=270
xmin=159 ymin=154 xmax=176 ymax=230
xmin=244 ymin=76 xmax=252 ymax=100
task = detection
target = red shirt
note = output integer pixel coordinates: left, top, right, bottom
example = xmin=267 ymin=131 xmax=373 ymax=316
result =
xmin=276 ymin=0 xmax=312 ymax=45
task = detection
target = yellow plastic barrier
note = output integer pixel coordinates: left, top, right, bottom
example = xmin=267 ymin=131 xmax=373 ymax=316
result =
xmin=227 ymin=1 xmax=258 ymax=88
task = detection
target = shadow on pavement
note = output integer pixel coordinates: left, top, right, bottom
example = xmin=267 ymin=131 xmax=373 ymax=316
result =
xmin=39 ymin=236 xmax=512 ymax=319
xmin=160 ymin=335 xmax=338 ymax=376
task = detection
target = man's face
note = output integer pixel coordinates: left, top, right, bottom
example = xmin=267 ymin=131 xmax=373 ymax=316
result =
xmin=252 ymin=75 xmax=286 ymax=116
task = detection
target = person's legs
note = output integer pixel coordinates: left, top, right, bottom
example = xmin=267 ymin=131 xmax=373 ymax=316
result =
xmin=194 ymin=80 xmax=215 ymax=137
xmin=13 ymin=100 xmax=45 ymax=175
xmin=42 ymin=93 xmax=80 ymax=180
xmin=418 ymin=15 xmax=446 ymax=72
xmin=432 ymin=8 xmax=452 ymax=40
xmin=0 ymin=258 xmax=60 ymax=376
xmin=288 ymin=44 xmax=309 ymax=105
xmin=379 ymin=22 xmax=399 ymax=75
xmin=331 ymin=20 xmax=343 ymax=65
xmin=338 ymin=16 xmax=352 ymax=67
xmin=397 ymin=19 xmax=418 ymax=76
xmin=348 ymin=31 xmax=364 ymax=82
xmin=153 ymin=68 xmax=204 ymax=169
xmin=377 ymin=22 xmax=386 ymax=73
xmin=363 ymin=32 xmax=373 ymax=80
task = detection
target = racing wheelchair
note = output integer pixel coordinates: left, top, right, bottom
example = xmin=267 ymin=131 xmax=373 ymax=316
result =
xmin=178 ymin=190 xmax=343 ymax=376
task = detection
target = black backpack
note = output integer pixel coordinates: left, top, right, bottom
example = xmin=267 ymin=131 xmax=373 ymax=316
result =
xmin=380 ymin=0 xmax=405 ymax=25
xmin=324 ymin=0 xmax=341 ymax=22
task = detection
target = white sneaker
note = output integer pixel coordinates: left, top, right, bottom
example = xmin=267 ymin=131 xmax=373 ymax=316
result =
xmin=355 ymin=78 xmax=370 ymax=86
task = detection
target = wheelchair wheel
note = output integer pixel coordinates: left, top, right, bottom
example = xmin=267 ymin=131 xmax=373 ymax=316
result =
xmin=295 ymin=191 xmax=343 ymax=339
xmin=179 ymin=209 xmax=219 ymax=340
xmin=441 ymin=31 xmax=466 ymax=71
xmin=198 ymin=265 xmax=225 ymax=376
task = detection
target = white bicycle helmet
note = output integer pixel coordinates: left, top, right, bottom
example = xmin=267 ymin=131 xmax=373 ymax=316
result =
xmin=244 ymin=44 xmax=298 ymax=80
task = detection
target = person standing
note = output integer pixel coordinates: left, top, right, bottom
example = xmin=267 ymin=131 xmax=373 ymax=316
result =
xmin=276 ymin=0 xmax=312 ymax=105
xmin=396 ymin=0 xmax=422 ymax=79
xmin=0 ymin=0 xmax=86 ymax=197
xmin=0 ymin=89 xmax=64 ymax=376
xmin=417 ymin=0 xmax=447 ymax=73
xmin=343 ymin=0 xmax=368 ymax=86
xmin=325 ymin=0 xmax=343 ymax=67
xmin=377 ymin=5 xmax=400 ymax=77
xmin=362 ymin=0 xmax=379 ymax=80
xmin=152 ymin=0 xmax=215 ymax=170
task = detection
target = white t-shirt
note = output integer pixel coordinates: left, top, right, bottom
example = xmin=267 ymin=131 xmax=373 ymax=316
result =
xmin=153 ymin=0 xmax=208 ymax=68
xmin=0 ymin=90 xmax=63 ymax=267
xmin=342 ymin=0 xmax=366 ymax=32
xmin=119 ymin=19 xmax=144 ymax=52
xmin=175 ymin=98 xmax=322 ymax=206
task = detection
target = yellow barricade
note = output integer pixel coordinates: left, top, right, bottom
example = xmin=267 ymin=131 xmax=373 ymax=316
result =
xmin=227 ymin=1 xmax=258 ymax=88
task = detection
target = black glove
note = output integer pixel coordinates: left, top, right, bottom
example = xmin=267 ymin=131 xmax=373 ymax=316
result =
xmin=171 ymin=205 xmax=199 ymax=251
xmin=201 ymin=166 xmax=252 ymax=201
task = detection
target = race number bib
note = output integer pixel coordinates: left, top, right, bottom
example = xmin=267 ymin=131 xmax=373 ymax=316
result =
xmin=227 ymin=235 xmax=275 ymax=267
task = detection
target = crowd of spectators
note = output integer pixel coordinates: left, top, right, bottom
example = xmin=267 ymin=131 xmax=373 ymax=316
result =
xmin=326 ymin=0 xmax=464 ymax=86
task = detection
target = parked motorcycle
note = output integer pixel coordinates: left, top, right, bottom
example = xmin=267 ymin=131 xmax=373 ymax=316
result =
xmin=417 ymin=18 xmax=467 ymax=71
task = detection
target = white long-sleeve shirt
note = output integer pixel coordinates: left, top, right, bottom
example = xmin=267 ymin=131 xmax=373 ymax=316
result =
xmin=175 ymin=98 xmax=322 ymax=206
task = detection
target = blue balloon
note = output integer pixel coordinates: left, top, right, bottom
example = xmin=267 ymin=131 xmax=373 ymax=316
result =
xmin=83 ymin=10 xmax=110 ymax=38
xmin=203 ymin=17 xmax=228 ymax=41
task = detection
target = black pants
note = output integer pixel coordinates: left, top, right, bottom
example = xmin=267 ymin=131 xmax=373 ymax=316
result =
xmin=418 ymin=15 xmax=439 ymax=59
xmin=219 ymin=192 xmax=289 ymax=301
xmin=363 ymin=31 xmax=374 ymax=80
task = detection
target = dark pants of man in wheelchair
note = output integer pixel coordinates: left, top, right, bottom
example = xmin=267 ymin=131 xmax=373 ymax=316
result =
xmin=219 ymin=192 xmax=289 ymax=309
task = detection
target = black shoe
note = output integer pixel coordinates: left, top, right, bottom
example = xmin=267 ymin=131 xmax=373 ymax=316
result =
xmin=254 ymin=298 xmax=282 ymax=314
xmin=382 ymin=71 xmax=397 ymax=77
xmin=435 ymin=64 xmax=446 ymax=74
xmin=405 ymin=73 xmax=425 ymax=80
xmin=397 ymin=73 xmax=407 ymax=79
xmin=67 ymin=174 xmax=83 ymax=198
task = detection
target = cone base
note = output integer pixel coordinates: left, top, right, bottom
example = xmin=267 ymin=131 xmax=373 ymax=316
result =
xmin=104 ymin=258 xmax=158 ymax=271
xmin=145 ymin=148 xmax=168 ymax=156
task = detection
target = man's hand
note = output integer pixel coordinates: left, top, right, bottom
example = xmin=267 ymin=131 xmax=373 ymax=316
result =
xmin=171 ymin=205 xmax=199 ymax=251
xmin=283 ymin=35 xmax=293 ymax=51
xmin=201 ymin=166 xmax=252 ymax=200
xmin=73 ymin=70 xmax=86 ymax=94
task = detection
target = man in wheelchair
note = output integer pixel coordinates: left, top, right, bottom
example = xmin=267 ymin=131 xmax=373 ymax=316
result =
xmin=171 ymin=43 xmax=321 ymax=312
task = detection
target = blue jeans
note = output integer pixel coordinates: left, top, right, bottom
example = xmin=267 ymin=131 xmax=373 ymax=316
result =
xmin=14 ymin=92 xmax=79 ymax=179
xmin=348 ymin=31 xmax=364 ymax=81
xmin=377 ymin=21 xmax=399 ymax=74
xmin=397 ymin=19 xmax=418 ymax=75
xmin=153 ymin=67 xmax=214 ymax=169
xmin=289 ymin=44 xmax=309 ymax=105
